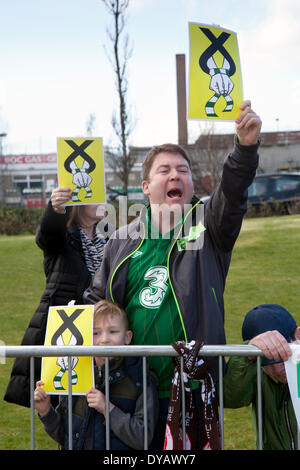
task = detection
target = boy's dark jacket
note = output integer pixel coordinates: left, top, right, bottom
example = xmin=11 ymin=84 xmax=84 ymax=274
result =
xmin=84 ymin=140 xmax=259 ymax=381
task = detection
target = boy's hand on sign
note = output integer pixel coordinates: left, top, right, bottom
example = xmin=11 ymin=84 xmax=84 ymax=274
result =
xmin=86 ymin=388 xmax=115 ymax=416
xmin=34 ymin=381 xmax=51 ymax=417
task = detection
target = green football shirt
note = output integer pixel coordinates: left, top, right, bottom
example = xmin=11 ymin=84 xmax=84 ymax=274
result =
xmin=124 ymin=209 xmax=185 ymax=398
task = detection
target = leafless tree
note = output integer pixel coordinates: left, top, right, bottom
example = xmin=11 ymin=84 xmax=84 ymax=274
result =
xmin=102 ymin=0 xmax=137 ymax=195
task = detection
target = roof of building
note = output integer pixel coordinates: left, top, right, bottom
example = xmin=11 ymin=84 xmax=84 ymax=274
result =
xmin=194 ymin=130 xmax=300 ymax=149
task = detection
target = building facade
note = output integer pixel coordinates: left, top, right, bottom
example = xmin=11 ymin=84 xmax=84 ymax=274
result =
xmin=1 ymin=131 xmax=300 ymax=208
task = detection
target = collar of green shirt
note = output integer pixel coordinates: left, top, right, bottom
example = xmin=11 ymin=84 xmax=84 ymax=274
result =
xmin=146 ymin=206 xmax=184 ymax=240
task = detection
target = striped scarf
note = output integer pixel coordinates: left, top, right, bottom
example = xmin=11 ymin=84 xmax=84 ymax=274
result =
xmin=164 ymin=340 xmax=221 ymax=450
xmin=79 ymin=225 xmax=106 ymax=276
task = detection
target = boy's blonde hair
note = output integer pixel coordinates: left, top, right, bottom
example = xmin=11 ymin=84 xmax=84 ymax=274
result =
xmin=94 ymin=299 xmax=129 ymax=330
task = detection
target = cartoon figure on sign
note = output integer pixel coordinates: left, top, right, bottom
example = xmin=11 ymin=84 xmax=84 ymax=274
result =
xmin=53 ymin=334 xmax=79 ymax=390
xmin=51 ymin=308 xmax=84 ymax=391
xmin=199 ymin=27 xmax=236 ymax=117
xmin=64 ymin=140 xmax=96 ymax=202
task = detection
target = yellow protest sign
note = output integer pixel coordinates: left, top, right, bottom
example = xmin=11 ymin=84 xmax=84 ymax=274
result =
xmin=41 ymin=305 xmax=94 ymax=395
xmin=188 ymin=23 xmax=243 ymax=121
xmin=57 ymin=137 xmax=106 ymax=205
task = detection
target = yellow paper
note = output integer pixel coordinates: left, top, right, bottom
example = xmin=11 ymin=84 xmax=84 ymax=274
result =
xmin=57 ymin=137 xmax=106 ymax=205
xmin=188 ymin=23 xmax=243 ymax=121
xmin=41 ymin=305 xmax=94 ymax=395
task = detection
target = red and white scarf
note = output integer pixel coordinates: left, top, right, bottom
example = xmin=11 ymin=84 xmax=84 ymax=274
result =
xmin=164 ymin=340 xmax=221 ymax=450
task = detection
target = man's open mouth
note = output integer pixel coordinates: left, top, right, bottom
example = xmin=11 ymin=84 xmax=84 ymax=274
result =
xmin=167 ymin=189 xmax=182 ymax=198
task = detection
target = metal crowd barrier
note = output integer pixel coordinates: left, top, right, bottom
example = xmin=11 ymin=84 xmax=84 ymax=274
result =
xmin=0 ymin=344 xmax=294 ymax=450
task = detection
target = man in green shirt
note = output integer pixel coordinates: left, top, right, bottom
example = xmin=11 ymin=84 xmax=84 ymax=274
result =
xmin=84 ymin=100 xmax=262 ymax=449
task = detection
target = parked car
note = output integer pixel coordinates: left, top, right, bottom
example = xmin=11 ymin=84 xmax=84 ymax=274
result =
xmin=248 ymin=172 xmax=300 ymax=212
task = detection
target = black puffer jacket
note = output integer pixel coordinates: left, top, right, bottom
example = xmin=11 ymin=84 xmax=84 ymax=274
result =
xmin=4 ymin=202 xmax=105 ymax=407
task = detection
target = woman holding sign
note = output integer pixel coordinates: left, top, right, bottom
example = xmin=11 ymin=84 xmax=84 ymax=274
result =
xmin=4 ymin=187 xmax=109 ymax=408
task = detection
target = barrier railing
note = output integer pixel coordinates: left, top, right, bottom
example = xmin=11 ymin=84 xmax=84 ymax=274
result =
xmin=0 ymin=344 xmax=293 ymax=450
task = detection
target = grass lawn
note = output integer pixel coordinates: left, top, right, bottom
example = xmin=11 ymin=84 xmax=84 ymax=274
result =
xmin=1 ymin=214 xmax=300 ymax=450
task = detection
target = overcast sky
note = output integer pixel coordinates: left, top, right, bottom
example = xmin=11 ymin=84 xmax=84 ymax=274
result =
xmin=0 ymin=0 xmax=299 ymax=154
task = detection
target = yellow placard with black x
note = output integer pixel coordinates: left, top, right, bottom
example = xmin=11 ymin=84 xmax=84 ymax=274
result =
xmin=57 ymin=137 xmax=106 ymax=206
xmin=188 ymin=22 xmax=243 ymax=121
xmin=41 ymin=305 xmax=94 ymax=395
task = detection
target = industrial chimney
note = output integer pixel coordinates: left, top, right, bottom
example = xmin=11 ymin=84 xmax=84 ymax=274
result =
xmin=176 ymin=54 xmax=188 ymax=146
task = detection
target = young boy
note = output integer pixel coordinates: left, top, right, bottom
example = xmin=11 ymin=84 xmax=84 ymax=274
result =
xmin=34 ymin=300 xmax=158 ymax=450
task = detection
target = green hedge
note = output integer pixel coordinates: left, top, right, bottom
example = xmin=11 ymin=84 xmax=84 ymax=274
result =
xmin=246 ymin=198 xmax=300 ymax=218
xmin=1 ymin=199 xmax=300 ymax=235
xmin=0 ymin=207 xmax=43 ymax=235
